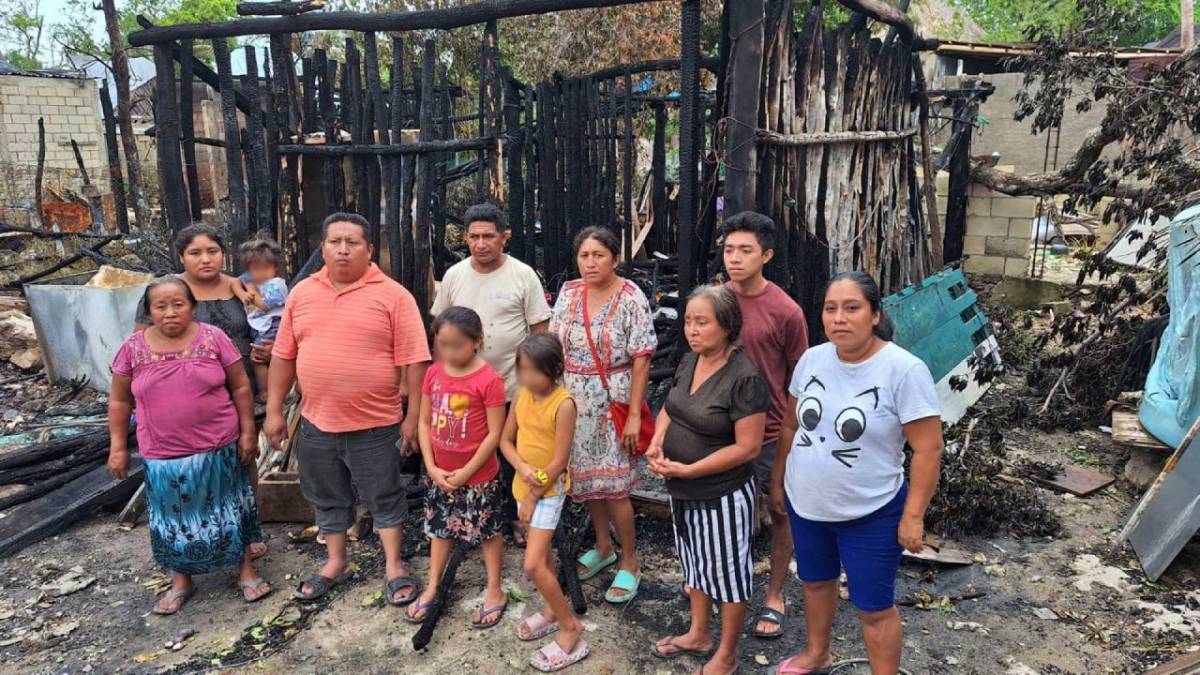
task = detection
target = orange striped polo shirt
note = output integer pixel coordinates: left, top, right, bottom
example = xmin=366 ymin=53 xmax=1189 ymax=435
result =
xmin=273 ymin=263 xmax=431 ymax=432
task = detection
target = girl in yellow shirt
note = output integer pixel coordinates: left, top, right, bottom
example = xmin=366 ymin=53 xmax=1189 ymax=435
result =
xmin=500 ymin=333 xmax=587 ymax=671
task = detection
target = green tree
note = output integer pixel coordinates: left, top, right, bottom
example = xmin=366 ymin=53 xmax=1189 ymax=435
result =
xmin=950 ymin=0 xmax=1181 ymax=46
xmin=0 ymin=0 xmax=46 ymax=69
xmin=53 ymin=0 xmax=240 ymax=67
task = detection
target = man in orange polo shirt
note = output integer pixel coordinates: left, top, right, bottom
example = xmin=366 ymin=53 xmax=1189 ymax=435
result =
xmin=265 ymin=212 xmax=430 ymax=607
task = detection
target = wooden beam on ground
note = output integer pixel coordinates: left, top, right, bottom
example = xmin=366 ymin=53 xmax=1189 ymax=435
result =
xmin=0 ymin=461 xmax=144 ymax=558
xmin=129 ymin=0 xmax=670 ymax=45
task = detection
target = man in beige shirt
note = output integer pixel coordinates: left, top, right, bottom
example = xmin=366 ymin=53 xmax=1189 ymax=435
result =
xmin=432 ymin=203 xmax=551 ymax=541
xmin=432 ymin=203 xmax=551 ymax=399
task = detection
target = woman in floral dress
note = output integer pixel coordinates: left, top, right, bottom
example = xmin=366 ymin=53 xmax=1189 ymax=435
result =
xmin=549 ymin=227 xmax=656 ymax=604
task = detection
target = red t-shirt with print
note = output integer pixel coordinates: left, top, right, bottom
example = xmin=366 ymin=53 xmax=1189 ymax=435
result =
xmin=422 ymin=361 xmax=506 ymax=484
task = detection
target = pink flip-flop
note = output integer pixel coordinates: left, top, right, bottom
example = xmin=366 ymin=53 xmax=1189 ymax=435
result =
xmin=517 ymin=611 xmax=560 ymax=641
xmin=530 ymin=638 xmax=589 ymax=672
xmin=767 ymin=657 xmax=832 ymax=675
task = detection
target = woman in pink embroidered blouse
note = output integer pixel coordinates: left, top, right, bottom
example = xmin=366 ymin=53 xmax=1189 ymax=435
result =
xmin=108 ymin=276 xmax=271 ymax=615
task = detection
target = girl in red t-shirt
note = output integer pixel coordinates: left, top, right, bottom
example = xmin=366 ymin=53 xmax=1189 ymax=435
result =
xmin=408 ymin=307 xmax=509 ymax=628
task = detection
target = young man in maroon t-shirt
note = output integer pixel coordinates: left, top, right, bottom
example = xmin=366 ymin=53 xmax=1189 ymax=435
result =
xmin=722 ymin=211 xmax=809 ymax=639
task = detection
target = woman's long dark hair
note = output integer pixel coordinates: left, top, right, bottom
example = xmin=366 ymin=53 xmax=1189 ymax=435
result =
xmin=826 ymin=271 xmax=894 ymax=341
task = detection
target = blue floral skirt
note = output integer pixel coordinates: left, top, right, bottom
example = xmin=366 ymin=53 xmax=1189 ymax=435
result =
xmin=145 ymin=443 xmax=262 ymax=575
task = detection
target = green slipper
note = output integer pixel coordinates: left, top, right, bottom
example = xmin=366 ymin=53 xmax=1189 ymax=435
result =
xmin=576 ymin=549 xmax=618 ymax=581
xmin=605 ymin=569 xmax=640 ymax=604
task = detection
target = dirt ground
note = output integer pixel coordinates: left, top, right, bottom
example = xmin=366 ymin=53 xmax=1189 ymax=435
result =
xmin=0 ymin=416 xmax=1197 ymax=675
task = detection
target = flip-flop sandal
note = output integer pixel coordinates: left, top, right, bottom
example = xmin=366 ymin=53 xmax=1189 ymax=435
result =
xmin=404 ymin=597 xmax=435 ymax=624
xmin=239 ymin=578 xmax=273 ymax=603
xmin=517 ymin=611 xmax=560 ymax=641
xmin=152 ymin=587 xmax=195 ymax=615
xmin=472 ymin=601 xmax=508 ymax=629
xmin=292 ymin=572 xmax=346 ymax=602
xmin=384 ymin=575 xmax=420 ymax=607
xmin=652 ymin=637 xmax=714 ymax=659
xmin=604 ymin=569 xmax=640 ymax=604
xmin=766 ymin=657 xmax=833 ymax=675
xmin=530 ymin=638 xmax=590 ymax=672
xmin=752 ymin=607 xmax=786 ymax=639
xmin=576 ymin=549 xmax=617 ymax=581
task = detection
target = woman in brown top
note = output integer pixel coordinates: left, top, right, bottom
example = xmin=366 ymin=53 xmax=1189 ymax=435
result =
xmin=647 ymin=284 xmax=769 ymax=675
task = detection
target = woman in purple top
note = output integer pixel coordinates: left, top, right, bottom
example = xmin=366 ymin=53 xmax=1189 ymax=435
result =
xmin=108 ymin=277 xmax=272 ymax=615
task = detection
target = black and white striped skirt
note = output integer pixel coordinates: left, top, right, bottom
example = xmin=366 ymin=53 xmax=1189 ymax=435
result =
xmin=669 ymin=480 xmax=755 ymax=604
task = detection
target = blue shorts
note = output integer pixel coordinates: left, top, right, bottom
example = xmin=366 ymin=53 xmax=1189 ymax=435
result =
xmin=251 ymin=317 xmax=281 ymax=345
xmin=787 ymin=482 xmax=907 ymax=612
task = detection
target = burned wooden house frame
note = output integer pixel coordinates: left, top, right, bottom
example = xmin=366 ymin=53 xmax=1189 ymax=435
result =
xmin=127 ymin=0 xmax=950 ymax=340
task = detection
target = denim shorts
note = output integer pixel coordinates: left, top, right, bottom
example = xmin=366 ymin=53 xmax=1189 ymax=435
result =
xmin=787 ymin=482 xmax=908 ymax=612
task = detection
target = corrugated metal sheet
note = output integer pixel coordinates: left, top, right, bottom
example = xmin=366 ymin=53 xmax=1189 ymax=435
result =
xmin=24 ymin=272 xmax=146 ymax=394
xmin=1127 ymin=432 xmax=1200 ymax=581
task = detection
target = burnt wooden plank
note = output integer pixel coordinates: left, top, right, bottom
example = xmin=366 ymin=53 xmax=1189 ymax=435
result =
xmin=0 ymin=461 xmax=144 ymax=558
xmin=503 ymin=66 xmax=525 ymax=260
xmin=386 ymin=35 xmax=406 ymax=282
xmin=676 ymin=0 xmax=701 ymax=352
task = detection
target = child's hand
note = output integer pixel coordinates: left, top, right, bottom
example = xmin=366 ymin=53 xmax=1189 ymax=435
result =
xmin=518 ymin=495 xmax=537 ymax=525
xmin=518 ymin=463 xmax=543 ymax=488
xmin=431 ymin=467 xmax=457 ymax=492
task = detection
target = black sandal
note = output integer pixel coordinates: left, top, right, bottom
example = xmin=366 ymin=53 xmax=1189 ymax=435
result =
xmin=293 ymin=573 xmax=346 ymax=602
xmin=752 ymin=607 xmax=786 ymax=639
xmin=385 ymin=575 xmax=420 ymax=607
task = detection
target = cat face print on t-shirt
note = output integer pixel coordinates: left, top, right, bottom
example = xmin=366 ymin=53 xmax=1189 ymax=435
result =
xmin=793 ymin=375 xmax=880 ymax=468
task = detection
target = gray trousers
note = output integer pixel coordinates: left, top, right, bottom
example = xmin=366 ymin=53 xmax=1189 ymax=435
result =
xmin=297 ymin=418 xmax=408 ymax=533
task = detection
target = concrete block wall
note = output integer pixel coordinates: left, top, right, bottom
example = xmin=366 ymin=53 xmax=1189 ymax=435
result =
xmin=934 ymin=170 xmax=1037 ymax=278
xmin=0 ymin=75 xmax=107 ymax=207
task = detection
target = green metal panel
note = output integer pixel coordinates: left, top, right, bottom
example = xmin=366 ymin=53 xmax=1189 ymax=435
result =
xmin=882 ymin=268 xmax=994 ymax=383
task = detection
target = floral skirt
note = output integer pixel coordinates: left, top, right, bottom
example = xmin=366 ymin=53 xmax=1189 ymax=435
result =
xmin=563 ymin=371 xmax=640 ymax=501
xmin=145 ymin=443 xmax=261 ymax=575
xmin=423 ymin=477 xmax=505 ymax=544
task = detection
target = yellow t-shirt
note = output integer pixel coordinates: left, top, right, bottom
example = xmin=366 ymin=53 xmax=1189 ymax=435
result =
xmin=512 ymin=385 xmax=573 ymax=502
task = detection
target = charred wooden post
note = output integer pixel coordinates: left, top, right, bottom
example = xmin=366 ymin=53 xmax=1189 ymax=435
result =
xmin=270 ymin=33 xmax=302 ymax=269
xmin=33 ymin=118 xmax=45 ymax=229
xmin=650 ymin=102 xmax=666 ymax=256
xmin=386 ymin=36 xmax=406 ymax=282
xmin=944 ymin=96 xmax=972 ymax=263
xmin=178 ymin=39 xmax=203 ymax=221
xmin=911 ymin=56 xmax=943 ymax=268
xmin=364 ymin=32 xmax=390 ymax=256
xmin=153 ymin=44 xmax=190 ymax=235
xmin=622 ymin=68 xmax=634 ymax=263
xmin=243 ymin=46 xmax=274 ymax=234
xmin=302 ymin=56 xmax=318 ymax=134
xmin=213 ymin=38 xmax=247 ymax=242
xmin=503 ymin=67 xmax=526 ymax=260
xmin=99 ymin=82 xmax=130 ymax=234
xmin=522 ymin=83 xmax=537 ymax=264
xmin=432 ymin=65 xmax=451 ymax=277
xmin=676 ymin=0 xmax=701 ymax=350
xmin=585 ymin=78 xmax=600 ymax=228
xmin=413 ymin=39 xmax=437 ymax=325
xmin=723 ymin=0 xmax=764 ymax=216
xmin=537 ymin=80 xmax=561 ymax=284
xmin=344 ymin=38 xmax=365 ymax=214
xmin=318 ymin=52 xmax=343 ymax=212
xmin=479 ymin=19 xmax=502 ymax=200
xmin=262 ymin=48 xmax=280 ymax=207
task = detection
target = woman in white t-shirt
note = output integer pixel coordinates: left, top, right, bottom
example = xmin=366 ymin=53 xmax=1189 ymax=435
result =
xmin=768 ymin=271 xmax=944 ymax=675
